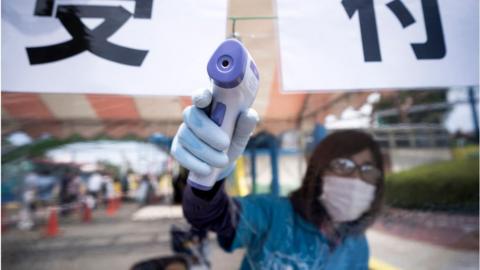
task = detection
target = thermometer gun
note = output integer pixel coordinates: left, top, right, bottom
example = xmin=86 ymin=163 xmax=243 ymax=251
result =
xmin=187 ymin=39 xmax=260 ymax=190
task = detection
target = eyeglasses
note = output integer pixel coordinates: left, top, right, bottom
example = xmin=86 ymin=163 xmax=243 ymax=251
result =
xmin=329 ymin=158 xmax=381 ymax=184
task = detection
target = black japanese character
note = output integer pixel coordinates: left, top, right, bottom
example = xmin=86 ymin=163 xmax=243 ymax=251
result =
xmin=409 ymin=0 xmax=446 ymax=59
xmin=27 ymin=0 xmax=153 ymax=66
xmin=342 ymin=0 xmax=382 ymax=61
xmin=343 ymin=0 xmax=446 ymax=62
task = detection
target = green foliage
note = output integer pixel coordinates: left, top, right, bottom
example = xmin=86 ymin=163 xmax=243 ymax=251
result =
xmin=2 ymin=134 xmax=84 ymax=164
xmin=452 ymin=145 xmax=479 ymax=160
xmin=385 ymin=158 xmax=479 ymax=212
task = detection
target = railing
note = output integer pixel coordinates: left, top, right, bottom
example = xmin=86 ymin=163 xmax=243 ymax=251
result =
xmin=330 ymin=124 xmax=451 ymax=149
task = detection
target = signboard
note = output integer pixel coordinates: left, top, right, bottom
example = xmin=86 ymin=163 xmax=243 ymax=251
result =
xmin=2 ymin=0 xmax=227 ymax=96
xmin=277 ymin=0 xmax=479 ymax=92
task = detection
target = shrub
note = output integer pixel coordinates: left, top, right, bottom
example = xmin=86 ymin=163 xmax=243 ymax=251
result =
xmin=384 ymin=157 xmax=479 ymax=212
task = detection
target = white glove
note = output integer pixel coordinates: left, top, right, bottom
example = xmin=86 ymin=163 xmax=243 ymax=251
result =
xmin=171 ymin=89 xmax=259 ymax=181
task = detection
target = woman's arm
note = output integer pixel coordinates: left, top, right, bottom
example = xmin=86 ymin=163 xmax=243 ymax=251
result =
xmin=182 ymin=180 xmax=240 ymax=249
xmin=170 ymin=89 xmax=258 ymax=250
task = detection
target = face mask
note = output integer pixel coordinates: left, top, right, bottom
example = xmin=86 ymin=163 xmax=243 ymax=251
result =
xmin=318 ymin=175 xmax=376 ymax=222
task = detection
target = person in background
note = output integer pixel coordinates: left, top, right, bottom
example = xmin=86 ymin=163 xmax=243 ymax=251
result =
xmin=171 ymin=89 xmax=385 ymax=269
xmin=102 ymin=172 xmax=116 ymax=204
xmin=120 ymin=170 xmax=131 ymax=200
xmin=113 ymin=176 xmax=123 ymax=199
xmin=172 ymin=166 xmax=188 ymax=205
xmin=136 ymin=174 xmax=154 ymax=206
xmin=87 ymin=171 xmax=103 ymax=208
xmin=128 ymin=172 xmax=139 ymax=195
xmin=59 ymin=168 xmax=81 ymax=215
xmin=18 ymin=170 xmax=38 ymax=230
xmin=35 ymin=168 xmax=58 ymax=207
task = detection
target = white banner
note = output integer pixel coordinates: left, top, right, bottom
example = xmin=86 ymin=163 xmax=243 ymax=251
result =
xmin=277 ymin=0 xmax=479 ymax=92
xmin=2 ymin=0 xmax=227 ymax=96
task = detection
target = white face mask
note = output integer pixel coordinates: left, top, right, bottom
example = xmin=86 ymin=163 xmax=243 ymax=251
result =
xmin=318 ymin=175 xmax=376 ymax=222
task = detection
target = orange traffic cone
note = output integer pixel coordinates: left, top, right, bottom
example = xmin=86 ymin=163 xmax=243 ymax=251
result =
xmin=106 ymin=198 xmax=117 ymax=216
xmin=45 ymin=208 xmax=59 ymax=237
xmin=82 ymin=203 xmax=92 ymax=223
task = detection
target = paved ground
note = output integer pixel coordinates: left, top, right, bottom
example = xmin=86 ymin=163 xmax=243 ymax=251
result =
xmin=2 ymin=203 xmax=244 ymax=270
xmin=373 ymin=207 xmax=479 ymax=250
xmin=367 ymin=230 xmax=478 ymax=270
xmin=2 ymin=202 xmax=478 ymax=270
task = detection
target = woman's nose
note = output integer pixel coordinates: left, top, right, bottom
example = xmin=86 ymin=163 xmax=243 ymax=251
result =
xmin=351 ymin=168 xmax=362 ymax=179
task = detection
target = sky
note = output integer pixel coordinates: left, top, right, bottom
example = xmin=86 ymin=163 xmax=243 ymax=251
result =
xmin=444 ymin=87 xmax=479 ymax=133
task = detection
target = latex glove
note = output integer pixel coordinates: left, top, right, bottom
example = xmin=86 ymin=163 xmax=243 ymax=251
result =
xmin=171 ymin=88 xmax=259 ymax=181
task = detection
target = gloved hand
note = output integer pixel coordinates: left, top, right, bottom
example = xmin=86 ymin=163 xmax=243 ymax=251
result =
xmin=171 ymin=88 xmax=259 ymax=182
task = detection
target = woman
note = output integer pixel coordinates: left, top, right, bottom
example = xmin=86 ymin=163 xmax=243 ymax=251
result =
xmin=171 ymin=90 xmax=384 ymax=269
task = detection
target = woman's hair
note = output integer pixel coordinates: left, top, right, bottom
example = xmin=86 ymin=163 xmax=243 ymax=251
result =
xmin=289 ymin=130 xmax=385 ymax=236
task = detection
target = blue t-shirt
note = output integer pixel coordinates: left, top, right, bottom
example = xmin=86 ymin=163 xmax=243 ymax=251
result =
xmin=225 ymin=194 xmax=369 ymax=270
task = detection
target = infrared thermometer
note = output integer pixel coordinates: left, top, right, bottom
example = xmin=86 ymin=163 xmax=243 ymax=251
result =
xmin=187 ymin=39 xmax=260 ymax=190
